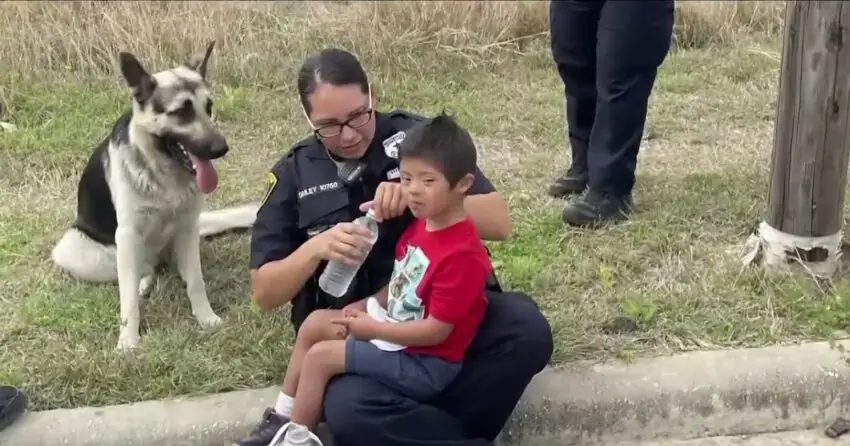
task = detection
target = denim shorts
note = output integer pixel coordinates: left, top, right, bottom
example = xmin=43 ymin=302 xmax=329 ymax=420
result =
xmin=344 ymin=337 xmax=462 ymax=401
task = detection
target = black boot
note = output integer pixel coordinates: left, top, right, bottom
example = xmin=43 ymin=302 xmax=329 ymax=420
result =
xmin=0 ymin=386 xmax=27 ymax=432
xmin=547 ymin=168 xmax=588 ymax=198
xmin=562 ymin=189 xmax=632 ymax=228
xmin=232 ymin=407 xmax=291 ymax=446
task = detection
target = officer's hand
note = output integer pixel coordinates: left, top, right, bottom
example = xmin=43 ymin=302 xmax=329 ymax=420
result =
xmin=312 ymin=223 xmax=374 ymax=265
xmin=362 ymin=182 xmax=407 ymax=222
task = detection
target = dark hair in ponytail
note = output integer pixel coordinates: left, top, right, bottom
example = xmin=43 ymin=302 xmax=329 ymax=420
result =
xmin=297 ymin=48 xmax=369 ymax=115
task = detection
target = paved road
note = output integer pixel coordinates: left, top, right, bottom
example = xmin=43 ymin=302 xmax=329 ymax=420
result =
xmin=631 ymin=430 xmax=850 ymax=446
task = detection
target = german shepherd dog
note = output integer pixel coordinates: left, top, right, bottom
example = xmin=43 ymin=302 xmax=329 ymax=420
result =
xmin=50 ymin=42 xmax=260 ymax=351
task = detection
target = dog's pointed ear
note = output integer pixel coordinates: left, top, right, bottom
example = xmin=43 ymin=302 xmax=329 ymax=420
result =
xmin=119 ymin=52 xmax=156 ymax=104
xmin=186 ymin=40 xmax=216 ymax=80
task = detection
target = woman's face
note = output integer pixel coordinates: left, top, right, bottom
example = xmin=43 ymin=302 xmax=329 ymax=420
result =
xmin=304 ymin=82 xmax=376 ymax=160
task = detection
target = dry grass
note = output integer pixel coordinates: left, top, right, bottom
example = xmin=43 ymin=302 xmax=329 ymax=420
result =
xmin=0 ymin=1 xmax=785 ymax=85
xmin=674 ymin=1 xmax=785 ymax=49
xmin=8 ymin=0 xmax=849 ymax=413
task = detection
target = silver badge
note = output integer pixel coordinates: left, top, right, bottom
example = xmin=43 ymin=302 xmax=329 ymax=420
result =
xmin=382 ymin=131 xmax=406 ymax=159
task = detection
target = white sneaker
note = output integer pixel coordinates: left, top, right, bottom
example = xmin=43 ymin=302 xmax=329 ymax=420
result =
xmin=268 ymin=422 xmax=324 ymax=446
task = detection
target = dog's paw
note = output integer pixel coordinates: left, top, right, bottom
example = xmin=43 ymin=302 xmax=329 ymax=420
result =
xmin=115 ymin=331 xmax=141 ymax=352
xmin=195 ymin=311 xmax=223 ymax=328
xmin=139 ymin=275 xmax=156 ymax=297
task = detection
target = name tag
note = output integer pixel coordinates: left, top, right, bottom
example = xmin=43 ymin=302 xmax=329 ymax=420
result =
xmin=297 ymin=181 xmax=341 ymax=200
xmin=386 ymin=167 xmax=400 ymax=180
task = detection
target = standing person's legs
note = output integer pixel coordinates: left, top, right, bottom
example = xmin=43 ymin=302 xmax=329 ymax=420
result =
xmin=547 ymin=0 xmax=604 ymax=198
xmin=323 ymin=292 xmax=553 ymax=446
xmin=562 ymin=0 xmax=675 ymax=228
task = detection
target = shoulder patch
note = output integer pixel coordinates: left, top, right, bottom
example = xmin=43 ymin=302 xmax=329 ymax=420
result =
xmin=383 ymin=131 xmax=406 ymax=159
xmin=261 ymin=171 xmax=278 ymax=206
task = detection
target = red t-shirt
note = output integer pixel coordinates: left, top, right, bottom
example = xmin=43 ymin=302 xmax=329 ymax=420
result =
xmin=384 ymin=217 xmax=492 ymax=363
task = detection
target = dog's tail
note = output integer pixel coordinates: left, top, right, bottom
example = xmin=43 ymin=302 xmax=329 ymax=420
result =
xmin=51 ymin=228 xmax=118 ymax=282
xmin=50 ymin=202 xmax=259 ymax=282
xmin=198 ymin=202 xmax=261 ymax=238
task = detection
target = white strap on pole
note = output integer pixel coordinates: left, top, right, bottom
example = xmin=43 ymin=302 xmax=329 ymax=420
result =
xmin=742 ymin=220 xmax=843 ymax=278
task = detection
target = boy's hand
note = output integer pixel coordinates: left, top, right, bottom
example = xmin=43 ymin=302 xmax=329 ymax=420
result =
xmin=335 ymin=324 xmax=350 ymax=338
xmin=332 ymin=310 xmax=380 ymax=340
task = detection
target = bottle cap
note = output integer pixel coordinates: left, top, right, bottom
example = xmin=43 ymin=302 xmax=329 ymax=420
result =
xmin=366 ymin=208 xmax=376 ymax=218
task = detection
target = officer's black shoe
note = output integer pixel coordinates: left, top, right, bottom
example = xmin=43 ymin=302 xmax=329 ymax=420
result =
xmin=562 ymin=189 xmax=633 ymax=228
xmin=547 ymin=168 xmax=588 ymax=198
xmin=233 ymin=407 xmax=290 ymax=446
xmin=0 ymin=386 xmax=27 ymax=432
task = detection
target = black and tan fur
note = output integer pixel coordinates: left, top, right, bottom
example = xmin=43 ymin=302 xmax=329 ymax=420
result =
xmin=51 ymin=42 xmax=260 ymax=351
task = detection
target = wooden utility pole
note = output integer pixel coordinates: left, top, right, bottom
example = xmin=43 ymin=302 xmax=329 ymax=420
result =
xmin=744 ymin=1 xmax=850 ymax=278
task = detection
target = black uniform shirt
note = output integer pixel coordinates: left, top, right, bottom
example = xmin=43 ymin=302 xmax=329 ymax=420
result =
xmin=250 ymin=110 xmax=497 ymax=329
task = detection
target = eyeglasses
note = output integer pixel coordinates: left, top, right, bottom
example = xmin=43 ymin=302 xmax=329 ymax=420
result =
xmin=303 ymin=85 xmax=374 ymax=138
xmin=313 ymin=109 xmax=373 ymax=138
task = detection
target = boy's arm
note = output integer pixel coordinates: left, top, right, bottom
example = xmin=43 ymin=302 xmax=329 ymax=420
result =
xmin=374 ymin=252 xmax=490 ymax=347
xmin=374 ymin=317 xmax=453 ymax=348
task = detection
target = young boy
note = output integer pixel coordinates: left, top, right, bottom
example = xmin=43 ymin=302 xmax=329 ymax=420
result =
xmin=234 ymin=113 xmax=493 ymax=446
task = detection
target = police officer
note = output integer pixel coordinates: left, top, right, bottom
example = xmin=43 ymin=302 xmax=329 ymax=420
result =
xmin=238 ymin=48 xmax=553 ymax=446
xmin=548 ymin=0 xmax=675 ymax=228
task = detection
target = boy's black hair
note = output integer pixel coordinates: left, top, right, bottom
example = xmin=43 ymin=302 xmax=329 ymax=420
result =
xmin=397 ymin=111 xmax=477 ymax=187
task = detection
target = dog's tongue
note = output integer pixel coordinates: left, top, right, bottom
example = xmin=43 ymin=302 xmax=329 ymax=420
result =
xmin=188 ymin=154 xmax=218 ymax=194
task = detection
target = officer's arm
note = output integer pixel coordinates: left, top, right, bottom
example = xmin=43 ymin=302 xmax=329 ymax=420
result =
xmin=465 ymin=166 xmax=511 ymax=241
xmin=249 ymin=169 xmax=321 ymax=310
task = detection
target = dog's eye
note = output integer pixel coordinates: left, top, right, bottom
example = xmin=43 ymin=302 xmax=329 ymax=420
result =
xmin=179 ymin=99 xmax=193 ymax=114
xmin=168 ymin=99 xmax=195 ymax=119
xmin=205 ymin=100 xmax=213 ymax=117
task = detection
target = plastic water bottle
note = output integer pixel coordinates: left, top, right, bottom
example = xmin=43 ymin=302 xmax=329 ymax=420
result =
xmin=269 ymin=422 xmax=322 ymax=446
xmin=318 ymin=209 xmax=380 ymax=298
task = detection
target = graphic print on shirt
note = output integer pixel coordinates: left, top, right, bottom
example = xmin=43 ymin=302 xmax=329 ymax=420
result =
xmin=386 ymin=244 xmax=430 ymax=322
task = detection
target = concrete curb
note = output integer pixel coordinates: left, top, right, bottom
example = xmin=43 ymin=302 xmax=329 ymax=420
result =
xmin=3 ymin=341 xmax=850 ymax=445
xmin=505 ymin=340 xmax=850 ymax=445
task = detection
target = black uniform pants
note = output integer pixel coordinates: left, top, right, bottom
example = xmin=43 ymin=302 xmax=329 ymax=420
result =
xmin=323 ymin=291 xmax=553 ymax=446
xmin=550 ymin=0 xmax=674 ymax=196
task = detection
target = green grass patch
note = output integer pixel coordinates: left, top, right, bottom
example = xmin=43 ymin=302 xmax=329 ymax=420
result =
xmin=3 ymin=38 xmax=850 ymax=411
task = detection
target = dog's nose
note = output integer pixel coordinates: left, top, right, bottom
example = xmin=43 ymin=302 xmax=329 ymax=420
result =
xmin=208 ymin=139 xmax=229 ymax=158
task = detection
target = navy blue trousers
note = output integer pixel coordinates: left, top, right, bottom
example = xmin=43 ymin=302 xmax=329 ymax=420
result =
xmin=550 ymin=0 xmax=675 ymax=196
xmin=322 ymin=291 xmax=553 ymax=446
